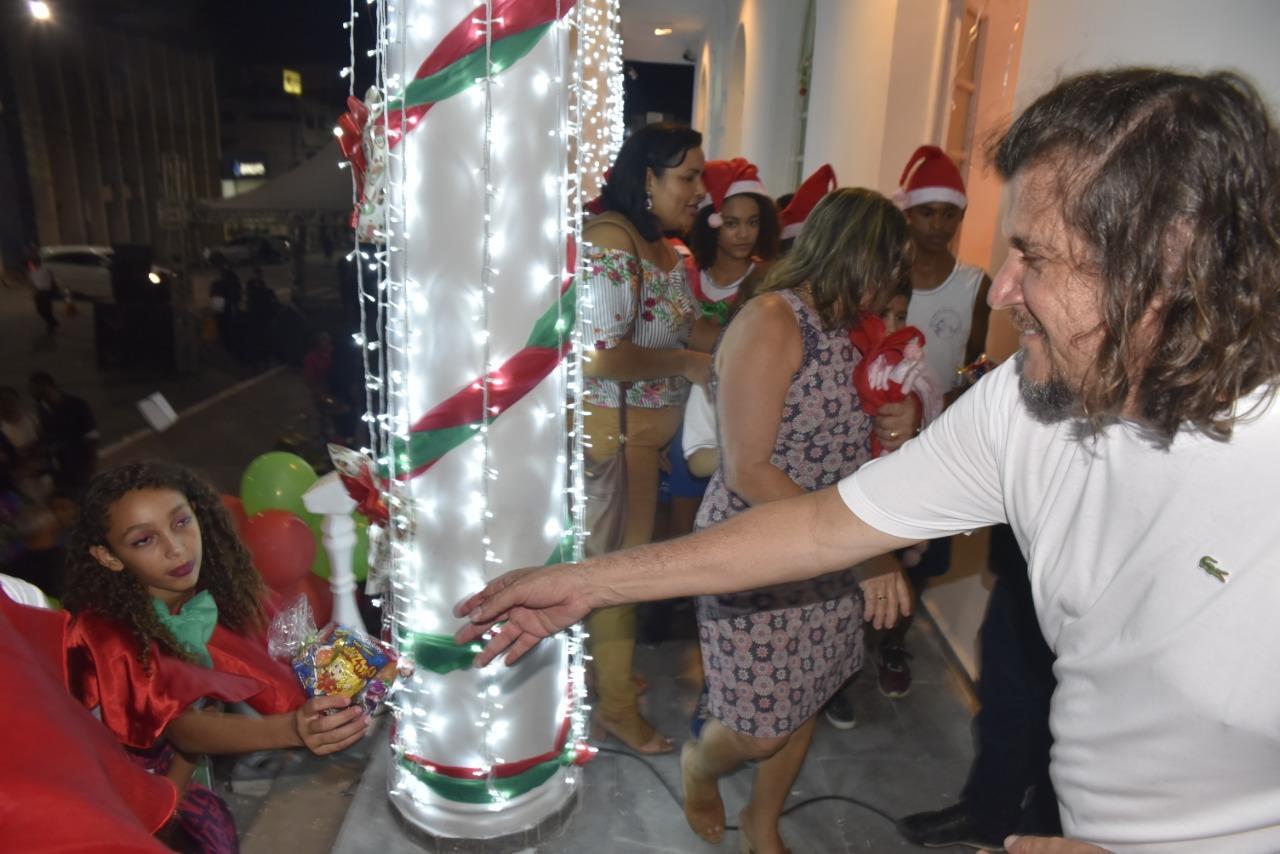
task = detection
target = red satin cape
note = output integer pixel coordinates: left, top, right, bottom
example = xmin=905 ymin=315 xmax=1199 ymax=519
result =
xmin=0 ymin=590 xmax=174 ymax=851
xmin=65 ymin=610 xmax=306 ymax=750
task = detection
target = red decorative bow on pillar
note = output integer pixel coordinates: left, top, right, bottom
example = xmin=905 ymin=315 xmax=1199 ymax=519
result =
xmin=336 ymin=96 xmax=371 ymax=228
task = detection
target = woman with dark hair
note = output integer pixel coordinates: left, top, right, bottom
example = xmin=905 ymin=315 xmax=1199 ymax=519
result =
xmin=682 ymin=188 xmax=920 ymax=851
xmin=686 ymin=158 xmax=780 ymax=325
xmin=667 ymin=157 xmax=780 ymax=540
xmin=581 ymin=122 xmax=716 ymax=755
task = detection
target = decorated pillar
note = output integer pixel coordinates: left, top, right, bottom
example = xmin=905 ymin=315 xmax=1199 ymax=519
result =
xmin=335 ymin=0 xmax=621 ymax=843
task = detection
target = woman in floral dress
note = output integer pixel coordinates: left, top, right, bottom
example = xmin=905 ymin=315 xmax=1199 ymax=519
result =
xmin=682 ymin=189 xmax=920 ymax=853
xmin=579 ymin=123 xmax=718 ymax=754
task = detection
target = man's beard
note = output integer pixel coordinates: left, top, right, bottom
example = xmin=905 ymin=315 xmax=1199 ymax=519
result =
xmin=1015 ymin=349 xmax=1079 ymax=423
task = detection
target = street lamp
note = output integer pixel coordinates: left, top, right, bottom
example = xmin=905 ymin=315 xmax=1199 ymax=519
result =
xmin=28 ymin=2 xmax=52 ymax=21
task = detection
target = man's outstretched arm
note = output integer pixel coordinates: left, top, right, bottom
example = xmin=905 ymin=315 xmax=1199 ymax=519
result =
xmin=454 ymin=486 xmax=917 ymax=665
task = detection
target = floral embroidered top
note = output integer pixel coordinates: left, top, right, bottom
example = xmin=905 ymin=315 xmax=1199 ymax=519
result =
xmin=581 ymin=244 xmax=698 ymax=408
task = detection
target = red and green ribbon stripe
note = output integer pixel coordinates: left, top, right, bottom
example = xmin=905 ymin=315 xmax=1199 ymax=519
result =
xmin=400 ymin=531 xmax=572 ymax=674
xmin=398 ymin=717 xmax=592 ymax=803
xmin=390 ymin=277 xmax=576 ymax=479
xmin=386 ymin=0 xmax=578 ymax=145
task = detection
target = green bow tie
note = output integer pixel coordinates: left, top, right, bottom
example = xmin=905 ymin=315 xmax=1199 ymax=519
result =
xmin=700 ymin=299 xmax=732 ymax=325
xmin=152 ymin=589 xmax=217 ymax=668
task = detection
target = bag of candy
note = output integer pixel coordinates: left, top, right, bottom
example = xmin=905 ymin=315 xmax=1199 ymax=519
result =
xmin=267 ymin=595 xmax=404 ymax=715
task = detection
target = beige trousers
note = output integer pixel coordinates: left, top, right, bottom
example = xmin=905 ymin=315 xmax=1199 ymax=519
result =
xmin=583 ymin=402 xmax=682 ymax=733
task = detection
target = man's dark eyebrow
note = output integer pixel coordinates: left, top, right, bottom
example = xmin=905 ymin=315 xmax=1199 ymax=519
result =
xmin=1009 ymin=236 xmax=1036 ymax=255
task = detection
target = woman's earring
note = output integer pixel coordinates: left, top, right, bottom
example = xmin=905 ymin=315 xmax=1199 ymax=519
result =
xmin=645 ymin=191 xmax=653 ymax=211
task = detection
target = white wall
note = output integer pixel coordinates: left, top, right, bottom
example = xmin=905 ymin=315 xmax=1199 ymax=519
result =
xmin=875 ymin=0 xmax=952 ymax=194
xmin=801 ymin=0 xmax=901 ymax=189
xmin=736 ymin=0 xmax=807 ymax=194
xmin=693 ymin=0 xmax=806 ymax=196
xmin=1019 ymin=0 xmax=1280 ymax=113
xmin=986 ymin=0 xmax=1280 ymax=364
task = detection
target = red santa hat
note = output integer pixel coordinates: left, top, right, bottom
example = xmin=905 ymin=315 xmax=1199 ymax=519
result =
xmin=700 ymin=158 xmax=768 ymax=228
xmin=897 ymin=145 xmax=966 ymax=210
xmin=780 ymin=164 xmax=838 ymax=240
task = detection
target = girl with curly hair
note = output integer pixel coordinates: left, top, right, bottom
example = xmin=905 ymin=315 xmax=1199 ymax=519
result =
xmin=62 ymin=461 xmax=367 ymax=853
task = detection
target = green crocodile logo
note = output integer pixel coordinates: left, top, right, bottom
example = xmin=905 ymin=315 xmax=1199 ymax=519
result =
xmin=1199 ymin=556 xmax=1229 ymax=583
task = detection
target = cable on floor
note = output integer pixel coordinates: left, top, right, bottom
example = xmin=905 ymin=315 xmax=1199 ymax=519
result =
xmin=595 ymin=746 xmax=900 ymax=832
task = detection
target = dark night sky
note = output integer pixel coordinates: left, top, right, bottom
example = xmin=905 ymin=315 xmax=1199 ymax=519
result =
xmin=45 ymin=0 xmax=375 ymax=87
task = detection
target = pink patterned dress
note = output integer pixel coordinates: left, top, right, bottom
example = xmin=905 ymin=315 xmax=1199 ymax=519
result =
xmin=694 ymin=289 xmax=871 ymax=737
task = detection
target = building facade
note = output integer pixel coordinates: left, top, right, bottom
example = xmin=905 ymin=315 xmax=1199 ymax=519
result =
xmin=1 ymin=20 xmax=221 ymax=267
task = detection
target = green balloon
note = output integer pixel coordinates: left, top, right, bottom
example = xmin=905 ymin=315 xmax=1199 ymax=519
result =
xmin=240 ymin=452 xmax=318 ymax=520
xmin=309 ymin=513 xmax=370 ymax=583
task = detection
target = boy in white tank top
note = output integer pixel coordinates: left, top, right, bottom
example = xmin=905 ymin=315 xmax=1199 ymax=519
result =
xmin=898 ymin=145 xmax=991 ymax=398
xmin=891 ymin=146 xmax=1059 ymax=851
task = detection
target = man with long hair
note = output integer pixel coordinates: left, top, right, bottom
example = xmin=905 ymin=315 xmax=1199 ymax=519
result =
xmin=456 ymin=69 xmax=1280 ymax=853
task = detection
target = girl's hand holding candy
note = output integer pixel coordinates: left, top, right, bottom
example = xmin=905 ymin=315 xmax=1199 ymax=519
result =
xmin=293 ymin=695 xmax=370 ymax=756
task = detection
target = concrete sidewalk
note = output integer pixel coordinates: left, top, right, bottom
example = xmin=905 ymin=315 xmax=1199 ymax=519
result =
xmin=99 ymin=365 xmax=318 ymax=493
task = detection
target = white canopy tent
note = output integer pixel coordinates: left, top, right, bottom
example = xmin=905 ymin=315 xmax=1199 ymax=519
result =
xmin=204 ymin=150 xmax=353 ymax=214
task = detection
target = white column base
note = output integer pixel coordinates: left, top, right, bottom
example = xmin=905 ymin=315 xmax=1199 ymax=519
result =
xmin=389 ymin=767 xmax=579 ymax=847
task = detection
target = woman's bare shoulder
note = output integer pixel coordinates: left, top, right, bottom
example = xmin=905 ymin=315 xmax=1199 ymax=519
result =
xmin=582 ymin=217 xmax=637 ymax=253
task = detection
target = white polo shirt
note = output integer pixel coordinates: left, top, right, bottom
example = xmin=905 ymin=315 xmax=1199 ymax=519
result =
xmin=839 ymin=359 xmax=1280 ymax=853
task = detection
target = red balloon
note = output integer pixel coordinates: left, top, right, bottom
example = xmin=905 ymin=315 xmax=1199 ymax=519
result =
xmin=267 ymin=576 xmax=333 ymax=629
xmin=241 ymin=510 xmax=316 ymax=591
xmin=219 ymin=494 xmax=248 ymax=533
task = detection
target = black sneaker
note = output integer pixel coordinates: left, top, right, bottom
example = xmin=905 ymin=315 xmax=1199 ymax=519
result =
xmin=823 ymin=692 xmax=857 ymax=730
xmin=878 ymin=637 xmax=914 ymax=699
xmin=896 ymin=803 xmax=1005 ymax=851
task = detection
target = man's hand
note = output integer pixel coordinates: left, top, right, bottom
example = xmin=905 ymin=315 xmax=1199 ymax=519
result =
xmin=859 ymin=557 xmax=912 ymax=630
xmin=453 ymin=565 xmax=595 ymax=666
xmin=294 ymin=695 xmax=369 ymax=755
xmin=1000 ymin=835 xmax=1111 ymax=854
xmin=874 ymin=397 xmax=922 ymax=452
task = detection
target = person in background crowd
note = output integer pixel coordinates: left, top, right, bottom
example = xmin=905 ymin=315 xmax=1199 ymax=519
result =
xmin=777 ymin=165 xmax=837 ymax=256
xmin=27 ymin=255 xmax=61 ymax=336
xmin=877 ymin=154 xmax=1059 ymax=850
xmin=682 ymin=188 xmax=919 ymax=851
xmin=897 ymin=524 xmax=1060 ymax=850
xmin=243 ymin=267 xmax=278 ymax=364
xmin=665 ymin=157 xmax=780 ymax=539
xmin=682 ymin=166 xmax=837 ymax=740
xmin=321 ymin=227 xmax=335 ymax=263
xmin=209 ymin=262 xmax=242 ymax=351
xmin=28 ymin=372 xmax=97 ymax=496
xmin=0 ymin=386 xmax=48 ymax=501
xmin=579 ymin=122 xmax=717 ymax=756
xmin=871 ymin=145 xmax=994 ymax=701
xmin=304 ymin=331 xmax=334 ymax=400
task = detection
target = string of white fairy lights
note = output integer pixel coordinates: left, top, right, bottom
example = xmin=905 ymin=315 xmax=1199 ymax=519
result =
xmin=562 ymin=0 xmax=625 ymax=782
xmin=474 ymin=0 xmax=505 ymax=800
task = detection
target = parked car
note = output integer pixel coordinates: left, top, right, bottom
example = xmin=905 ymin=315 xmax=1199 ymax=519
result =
xmin=39 ymin=246 xmax=175 ymax=302
xmin=203 ymin=235 xmax=291 ymax=267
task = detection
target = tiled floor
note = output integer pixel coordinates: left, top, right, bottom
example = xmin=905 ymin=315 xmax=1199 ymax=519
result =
xmin=308 ymin=616 xmax=979 ymax=854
